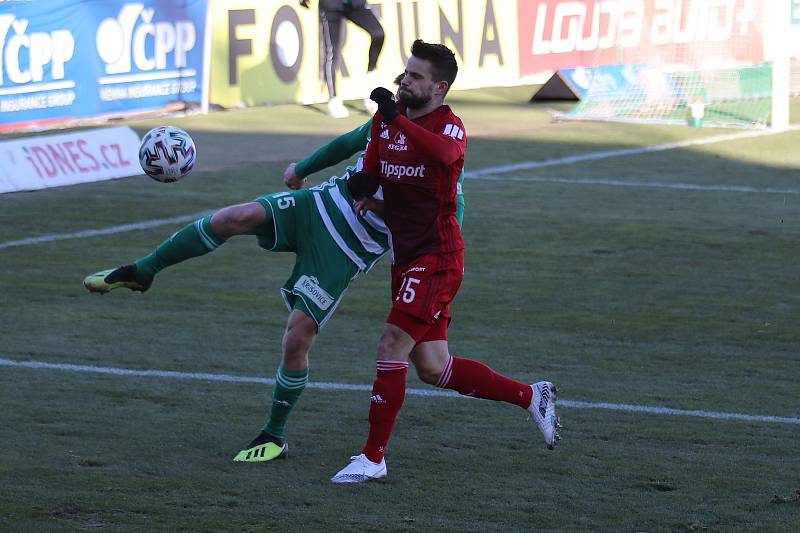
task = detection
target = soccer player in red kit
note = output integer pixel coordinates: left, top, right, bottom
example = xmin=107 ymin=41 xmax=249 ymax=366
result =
xmin=331 ymin=40 xmax=560 ymax=484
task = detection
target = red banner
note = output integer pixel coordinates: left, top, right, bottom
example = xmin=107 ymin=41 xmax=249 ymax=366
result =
xmin=518 ymin=0 xmax=765 ymax=76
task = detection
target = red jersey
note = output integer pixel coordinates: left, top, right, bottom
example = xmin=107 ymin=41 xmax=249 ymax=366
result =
xmin=364 ymin=104 xmax=466 ymax=264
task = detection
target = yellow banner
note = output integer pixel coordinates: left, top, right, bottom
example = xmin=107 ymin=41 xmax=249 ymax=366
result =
xmin=209 ymin=0 xmax=520 ymax=108
xmin=351 ymin=0 xmax=520 ymax=92
xmin=208 ymin=0 xmax=322 ymax=107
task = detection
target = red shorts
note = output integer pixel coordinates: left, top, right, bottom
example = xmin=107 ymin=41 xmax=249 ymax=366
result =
xmin=386 ymin=250 xmax=464 ymax=343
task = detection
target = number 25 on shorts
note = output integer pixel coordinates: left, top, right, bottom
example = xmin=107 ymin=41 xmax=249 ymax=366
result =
xmin=397 ymin=276 xmax=420 ymax=303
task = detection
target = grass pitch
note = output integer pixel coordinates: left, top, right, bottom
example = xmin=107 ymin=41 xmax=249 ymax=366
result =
xmin=1 ymin=87 xmax=799 ymax=532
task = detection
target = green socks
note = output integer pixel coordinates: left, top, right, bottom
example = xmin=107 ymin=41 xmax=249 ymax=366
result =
xmin=134 ymin=215 xmax=224 ymax=278
xmin=263 ymin=366 xmax=309 ymax=440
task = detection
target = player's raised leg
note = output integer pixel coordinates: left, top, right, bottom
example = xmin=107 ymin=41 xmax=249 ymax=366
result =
xmin=413 ymin=345 xmax=561 ymax=449
xmin=83 ymin=202 xmax=272 ymax=293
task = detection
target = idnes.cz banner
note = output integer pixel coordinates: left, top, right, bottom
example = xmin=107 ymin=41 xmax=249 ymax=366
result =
xmin=0 ymin=126 xmax=142 ymax=193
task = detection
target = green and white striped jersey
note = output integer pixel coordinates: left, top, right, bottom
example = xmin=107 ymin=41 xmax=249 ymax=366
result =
xmin=308 ymin=154 xmax=389 ymax=273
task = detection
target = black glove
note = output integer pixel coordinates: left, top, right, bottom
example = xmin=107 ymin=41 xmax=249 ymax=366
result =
xmin=347 ymin=171 xmax=377 ymax=200
xmin=370 ymin=87 xmax=399 ymax=124
xmin=299 ymin=0 xmax=310 ymax=8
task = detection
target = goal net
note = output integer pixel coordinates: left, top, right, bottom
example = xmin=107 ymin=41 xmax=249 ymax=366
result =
xmin=559 ymin=0 xmax=789 ymax=129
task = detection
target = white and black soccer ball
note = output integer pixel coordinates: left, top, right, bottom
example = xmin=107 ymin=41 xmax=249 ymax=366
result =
xmin=138 ymin=125 xmax=196 ymax=182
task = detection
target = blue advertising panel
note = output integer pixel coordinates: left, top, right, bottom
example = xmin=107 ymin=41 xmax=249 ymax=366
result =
xmin=0 ymin=0 xmax=207 ymax=131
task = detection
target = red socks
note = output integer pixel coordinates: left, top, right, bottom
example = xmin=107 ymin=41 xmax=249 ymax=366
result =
xmin=362 ymin=360 xmax=408 ymax=463
xmin=437 ymin=355 xmax=532 ymax=409
xmin=361 ymin=356 xmax=531 ymax=463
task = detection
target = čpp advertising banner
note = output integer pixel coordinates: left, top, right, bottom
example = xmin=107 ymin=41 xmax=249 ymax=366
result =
xmin=517 ymin=0 xmax=766 ymax=77
xmin=209 ymin=0 xmax=520 ymax=108
xmin=0 ymin=0 xmax=207 ymax=131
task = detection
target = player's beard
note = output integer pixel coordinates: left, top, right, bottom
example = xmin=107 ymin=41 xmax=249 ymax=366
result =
xmin=398 ymin=90 xmax=432 ymax=110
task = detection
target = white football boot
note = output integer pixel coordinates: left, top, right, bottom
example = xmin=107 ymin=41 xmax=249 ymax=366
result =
xmin=363 ymin=97 xmax=379 ymax=115
xmin=363 ymin=69 xmax=381 ymax=114
xmin=528 ymin=381 xmax=561 ymax=449
xmin=327 ymin=96 xmax=349 ymax=119
xmin=331 ymin=453 xmax=387 ymax=483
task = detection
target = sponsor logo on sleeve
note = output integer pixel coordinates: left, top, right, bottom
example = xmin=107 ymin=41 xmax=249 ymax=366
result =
xmin=443 ymin=124 xmax=464 ymax=140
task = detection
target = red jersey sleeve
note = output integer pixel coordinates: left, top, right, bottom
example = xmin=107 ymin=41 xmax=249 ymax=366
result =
xmin=391 ymin=114 xmax=464 ymax=165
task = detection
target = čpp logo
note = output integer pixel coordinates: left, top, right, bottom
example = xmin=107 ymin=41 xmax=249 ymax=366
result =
xmin=96 ymin=3 xmax=196 ymax=75
xmin=0 ymin=15 xmax=75 ymax=85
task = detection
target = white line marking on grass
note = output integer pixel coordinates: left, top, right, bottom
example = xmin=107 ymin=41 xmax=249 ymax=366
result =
xmin=2 ymin=357 xmax=798 ymax=426
xmin=466 ymin=126 xmax=800 ymax=177
xmin=469 ymin=175 xmax=800 ymax=194
xmin=0 ymin=211 xmax=212 ymax=250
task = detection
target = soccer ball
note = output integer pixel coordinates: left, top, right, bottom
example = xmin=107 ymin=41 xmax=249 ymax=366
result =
xmin=139 ymin=125 xmax=196 ymax=182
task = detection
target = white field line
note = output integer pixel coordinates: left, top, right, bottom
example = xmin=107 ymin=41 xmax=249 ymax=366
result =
xmin=1 ymin=357 xmax=798 ymax=426
xmin=2 ymin=128 xmax=797 ymax=251
xmin=465 ymin=126 xmax=800 ymax=177
xmin=468 ymin=174 xmax=800 ymax=194
xmin=0 ymin=211 xmax=212 ymax=250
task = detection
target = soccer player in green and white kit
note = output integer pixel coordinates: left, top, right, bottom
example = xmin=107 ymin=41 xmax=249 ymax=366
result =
xmin=84 ymin=113 xmax=465 ymax=463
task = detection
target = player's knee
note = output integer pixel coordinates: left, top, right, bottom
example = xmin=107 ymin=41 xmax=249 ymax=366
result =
xmin=283 ymin=315 xmax=317 ymax=363
xmin=376 ymin=325 xmax=414 ymax=360
xmin=212 ymin=203 xmax=265 ymax=237
xmin=415 ymin=365 xmax=441 ymax=385
xmin=284 ymin=329 xmax=311 ymax=355
xmin=372 ymin=27 xmax=385 ymax=44
xmin=411 ymin=354 xmax=446 ymax=385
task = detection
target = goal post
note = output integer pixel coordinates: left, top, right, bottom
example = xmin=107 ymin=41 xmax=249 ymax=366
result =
xmin=768 ymin=0 xmax=791 ymax=131
xmin=558 ymin=1 xmax=792 ymax=130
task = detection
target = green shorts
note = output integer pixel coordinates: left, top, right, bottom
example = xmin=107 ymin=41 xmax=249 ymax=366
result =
xmin=255 ymin=190 xmax=360 ymax=330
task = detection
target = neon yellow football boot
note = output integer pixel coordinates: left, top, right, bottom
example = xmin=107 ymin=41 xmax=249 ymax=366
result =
xmin=83 ymin=265 xmax=153 ymax=294
xmin=233 ymin=433 xmax=288 ymax=463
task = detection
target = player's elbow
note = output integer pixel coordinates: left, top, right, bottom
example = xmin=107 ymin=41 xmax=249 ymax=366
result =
xmin=433 ymin=145 xmax=462 ymax=166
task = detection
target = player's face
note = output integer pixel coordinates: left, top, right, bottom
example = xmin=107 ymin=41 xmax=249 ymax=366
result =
xmin=397 ymin=56 xmax=447 ymax=109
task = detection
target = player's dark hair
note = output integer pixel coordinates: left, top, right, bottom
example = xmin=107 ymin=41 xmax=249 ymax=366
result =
xmin=410 ymin=40 xmax=458 ymax=89
xmin=393 ymin=73 xmax=404 ymax=85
